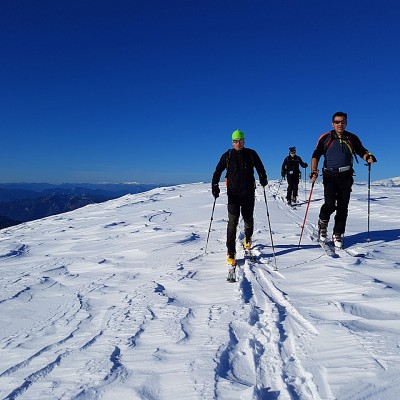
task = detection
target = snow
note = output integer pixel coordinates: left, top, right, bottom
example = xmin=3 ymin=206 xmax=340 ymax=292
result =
xmin=372 ymin=177 xmax=400 ymax=187
xmin=0 ymin=180 xmax=399 ymax=400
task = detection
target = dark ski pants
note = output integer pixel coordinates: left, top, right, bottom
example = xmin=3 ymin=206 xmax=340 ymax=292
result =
xmin=226 ymin=192 xmax=255 ymax=257
xmin=319 ymin=171 xmax=353 ymax=235
xmin=286 ymin=173 xmax=300 ymax=201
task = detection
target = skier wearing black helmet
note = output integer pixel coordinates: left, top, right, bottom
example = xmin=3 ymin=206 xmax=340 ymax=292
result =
xmin=281 ymin=147 xmax=308 ymax=205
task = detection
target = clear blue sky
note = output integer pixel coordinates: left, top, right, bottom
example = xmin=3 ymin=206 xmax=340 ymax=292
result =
xmin=1 ymin=0 xmax=398 ymax=184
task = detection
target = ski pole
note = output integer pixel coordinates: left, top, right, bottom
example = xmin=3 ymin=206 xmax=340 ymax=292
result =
xmin=205 ymin=197 xmax=216 ymax=254
xmin=304 ymin=167 xmax=307 ymax=201
xmin=298 ymin=180 xmax=315 ymax=247
xmin=263 ymin=187 xmax=277 ymax=269
xmin=366 ymin=162 xmax=372 ymax=242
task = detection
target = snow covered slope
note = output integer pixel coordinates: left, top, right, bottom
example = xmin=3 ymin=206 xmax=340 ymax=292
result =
xmin=0 ymin=181 xmax=399 ymax=399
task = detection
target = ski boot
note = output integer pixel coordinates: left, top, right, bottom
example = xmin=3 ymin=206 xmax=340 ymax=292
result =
xmin=244 ymin=236 xmax=252 ymax=250
xmin=332 ymin=233 xmax=343 ymax=249
xmin=318 ymin=219 xmax=328 ymax=243
xmin=227 ymin=253 xmax=237 ymax=282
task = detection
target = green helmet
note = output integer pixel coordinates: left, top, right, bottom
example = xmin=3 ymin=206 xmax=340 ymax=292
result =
xmin=232 ymin=129 xmax=245 ymax=141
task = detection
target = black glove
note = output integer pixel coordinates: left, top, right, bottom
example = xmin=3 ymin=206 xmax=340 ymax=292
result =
xmin=259 ymin=175 xmax=268 ymax=187
xmin=281 ymin=171 xmax=285 ymax=179
xmin=309 ymin=170 xmax=318 ymax=180
xmin=304 ymin=163 xmax=308 ymax=168
xmin=366 ymin=153 xmax=377 ymax=163
xmin=212 ymin=184 xmax=220 ymax=198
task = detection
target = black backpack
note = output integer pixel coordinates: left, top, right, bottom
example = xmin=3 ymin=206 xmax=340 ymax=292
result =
xmin=322 ymin=131 xmax=359 ymax=164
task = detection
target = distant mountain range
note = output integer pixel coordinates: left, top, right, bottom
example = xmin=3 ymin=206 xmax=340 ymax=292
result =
xmin=2 ymin=178 xmax=395 ymax=230
xmin=371 ymin=177 xmax=400 ymax=187
xmin=0 ymin=182 xmax=167 ymax=229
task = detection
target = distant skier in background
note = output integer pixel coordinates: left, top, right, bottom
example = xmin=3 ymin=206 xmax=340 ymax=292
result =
xmin=310 ymin=111 xmax=377 ymax=248
xmin=211 ymin=129 xmax=268 ymax=267
xmin=281 ymin=146 xmax=308 ymax=205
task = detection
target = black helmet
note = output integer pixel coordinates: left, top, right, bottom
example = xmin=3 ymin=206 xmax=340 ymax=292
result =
xmin=289 ymin=146 xmax=296 ymax=153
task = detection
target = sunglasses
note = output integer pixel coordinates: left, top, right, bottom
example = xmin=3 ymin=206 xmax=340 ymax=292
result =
xmin=232 ymin=139 xmax=244 ymax=143
xmin=333 ymin=120 xmax=347 ymax=124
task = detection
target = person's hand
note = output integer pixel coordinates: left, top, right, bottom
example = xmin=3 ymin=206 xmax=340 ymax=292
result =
xmin=309 ymin=170 xmax=318 ymax=183
xmin=281 ymin=172 xmax=285 ymax=180
xmin=259 ymin=176 xmax=268 ymax=187
xmin=304 ymin=163 xmax=308 ymax=168
xmin=212 ymin=184 xmax=220 ymax=198
xmin=366 ymin=153 xmax=377 ymax=163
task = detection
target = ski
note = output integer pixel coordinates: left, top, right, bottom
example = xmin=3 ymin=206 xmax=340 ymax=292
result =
xmin=343 ymin=246 xmax=368 ymax=258
xmin=288 ymin=197 xmax=300 ymax=209
xmin=323 ymin=236 xmax=367 ymax=257
xmin=319 ymin=240 xmax=339 ymax=258
xmin=286 ymin=201 xmax=295 ymax=209
xmin=244 ymin=248 xmax=256 ymax=262
xmin=312 ymin=228 xmax=339 ymax=258
xmin=244 ymin=247 xmax=278 ymax=271
xmin=226 ymin=265 xmax=237 ymax=283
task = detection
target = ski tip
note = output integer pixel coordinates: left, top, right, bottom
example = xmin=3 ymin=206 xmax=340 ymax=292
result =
xmin=227 ymin=267 xmax=236 ymax=282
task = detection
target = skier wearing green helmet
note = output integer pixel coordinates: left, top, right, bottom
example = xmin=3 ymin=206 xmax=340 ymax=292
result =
xmin=231 ymin=129 xmax=245 ymax=141
xmin=211 ymin=129 xmax=268 ymax=268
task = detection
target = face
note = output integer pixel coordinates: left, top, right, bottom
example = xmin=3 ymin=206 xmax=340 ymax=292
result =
xmin=290 ymin=151 xmax=296 ymax=157
xmin=232 ymin=138 xmax=245 ymax=150
xmin=332 ymin=116 xmax=347 ymax=135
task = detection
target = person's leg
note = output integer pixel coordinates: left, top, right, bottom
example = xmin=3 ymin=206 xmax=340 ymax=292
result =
xmin=241 ymin=193 xmax=255 ymax=243
xmin=227 ymin=195 xmax=240 ymax=257
xmin=319 ymin=172 xmax=336 ymax=222
xmin=318 ymin=172 xmax=336 ymax=241
xmin=292 ymin=176 xmax=299 ymax=201
xmin=286 ymin=174 xmax=294 ymax=202
xmin=333 ymin=173 xmax=353 ymax=234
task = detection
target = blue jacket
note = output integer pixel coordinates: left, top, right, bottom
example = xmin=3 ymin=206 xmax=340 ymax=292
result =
xmin=312 ymin=130 xmax=369 ymax=172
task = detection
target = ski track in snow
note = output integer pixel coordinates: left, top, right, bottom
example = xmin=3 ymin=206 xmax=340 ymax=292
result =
xmin=0 ymin=182 xmax=399 ymax=399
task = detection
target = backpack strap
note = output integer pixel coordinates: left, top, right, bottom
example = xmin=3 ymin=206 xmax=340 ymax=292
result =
xmin=344 ymin=136 xmax=359 ymax=163
xmin=225 ymin=149 xmax=232 ymax=175
xmin=224 ymin=149 xmax=232 ymax=187
xmin=323 ymin=131 xmax=359 ymax=164
xmin=247 ymin=148 xmax=255 ymax=168
xmin=225 ymin=148 xmax=256 ymax=175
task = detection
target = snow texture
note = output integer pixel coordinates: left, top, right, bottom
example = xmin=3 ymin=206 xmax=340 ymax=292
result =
xmin=0 ymin=180 xmax=399 ymax=400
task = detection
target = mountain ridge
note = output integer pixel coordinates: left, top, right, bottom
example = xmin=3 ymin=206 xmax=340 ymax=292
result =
xmin=0 ymin=182 xmax=169 ymax=228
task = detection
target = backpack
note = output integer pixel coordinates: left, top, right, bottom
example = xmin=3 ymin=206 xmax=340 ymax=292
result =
xmin=225 ymin=149 xmax=255 ymax=187
xmin=323 ymin=131 xmax=359 ymax=164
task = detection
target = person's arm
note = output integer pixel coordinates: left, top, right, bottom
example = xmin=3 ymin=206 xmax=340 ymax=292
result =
xmin=211 ymin=153 xmax=227 ymax=198
xmin=281 ymin=158 xmax=287 ymax=179
xmin=310 ymin=157 xmax=319 ymax=182
xmin=252 ymin=150 xmax=268 ymax=186
xmin=351 ymin=133 xmax=377 ymax=163
xmin=310 ymin=135 xmax=325 ymax=182
xmin=298 ymin=156 xmax=308 ymax=169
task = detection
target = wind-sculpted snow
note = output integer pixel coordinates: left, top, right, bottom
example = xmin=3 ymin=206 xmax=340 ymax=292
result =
xmin=0 ymin=181 xmax=399 ymax=399
xmin=0 ymin=243 xmax=27 ymax=258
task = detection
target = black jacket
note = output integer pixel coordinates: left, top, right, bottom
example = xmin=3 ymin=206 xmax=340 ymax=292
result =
xmin=281 ymin=154 xmax=307 ymax=176
xmin=212 ymin=148 xmax=267 ymax=196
